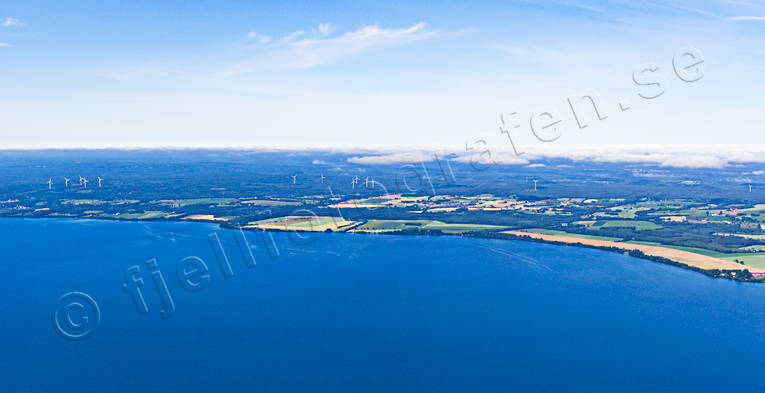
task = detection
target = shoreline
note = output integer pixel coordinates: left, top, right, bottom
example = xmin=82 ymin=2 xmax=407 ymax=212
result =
xmin=5 ymin=214 xmax=764 ymax=283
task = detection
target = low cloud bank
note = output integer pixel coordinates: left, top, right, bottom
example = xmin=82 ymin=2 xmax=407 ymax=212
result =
xmin=346 ymin=145 xmax=765 ymax=169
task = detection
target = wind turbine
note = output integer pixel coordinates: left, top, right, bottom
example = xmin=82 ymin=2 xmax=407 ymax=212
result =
xmin=47 ymin=178 xmax=52 ymax=190
xmin=351 ymin=176 xmax=359 ymax=190
xmin=98 ymin=177 xmax=103 ymax=187
xmin=64 ymin=178 xmax=70 ymax=187
xmin=291 ymin=175 xmax=297 ymax=185
xmin=78 ymin=176 xmax=85 ymax=186
xmin=82 ymin=178 xmax=89 ymax=189
xmin=532 ymin=179 xmax=538 ymax=191
xmin=364 ymin=176 xmax=369 ymax=188
xmin=320 ymin=173 xmax=325 ymax=184
xmin=749 ymin=184 xmax=752 ymax=193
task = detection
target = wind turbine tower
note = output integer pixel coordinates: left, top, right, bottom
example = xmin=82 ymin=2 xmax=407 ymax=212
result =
xmin=82 ymin=178 xmax=89 ymax=188
xmin=64 ymin=178 xmax=70 ymax=187
xmin=47 ymin=178 xmax=52 ymax=190
xmin=533 ymin=179 xmax=538 ymax=192
xmin=98 ymin=177 xmax=103 ymax=187
xmin=320 ymin=173 xmax=325 ymax=184
xmin=291 ymin=175 xmax=297 ymax=185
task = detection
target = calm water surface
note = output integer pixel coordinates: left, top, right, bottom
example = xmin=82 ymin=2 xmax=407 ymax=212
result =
xmin=1 ymin=218 xmax=763 ymax=392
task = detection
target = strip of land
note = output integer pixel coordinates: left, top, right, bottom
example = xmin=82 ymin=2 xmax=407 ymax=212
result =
xmin=502 ymin=230 xmax=765 ymax=274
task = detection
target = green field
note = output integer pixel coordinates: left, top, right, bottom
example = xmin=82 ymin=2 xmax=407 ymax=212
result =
xmin=422 ymin=221 xmax=507 ymax=233
xmin=250 ymin=216 xmax=358 ymax=231
xmin=623 ymin=241 xmax=727 ymax=257
xmin=715 ymin=233 xmax=765 ymax=240
xmin=743 ymin=204 xmax=765 ymax=213
xmin=527 ymin=229 xmax=622 ymax=241
xmin=355 ymin=220 xmax=430 ymax=232
xmin=592 ymin=220 xmax=662 ymax=231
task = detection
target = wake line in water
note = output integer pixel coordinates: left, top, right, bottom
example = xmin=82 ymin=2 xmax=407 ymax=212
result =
xmin=478 ymin=245 xmax=554 ymax=272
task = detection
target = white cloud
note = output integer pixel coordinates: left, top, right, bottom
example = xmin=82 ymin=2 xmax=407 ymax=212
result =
xmin=1 ymin=17 xmax=21 ymax=27
xmin=283 ymin=30 xmax=305 ymax=43
xmin=317 ymin=23 xmax=331 ymax=36
xmin=226 ymin=22 xmax=437 ymax=74
xmin=727 ymin=16 xmax=765 ymax=21
xmin=348 ymin=151 xmax=435 ymax=164
xmin=342 ymin=145 xmax=765 ymax=169
xmin=246 ymin=31 xmax=271 ymax=44
xmin=0 ymin=43 xmax=9 ymax=47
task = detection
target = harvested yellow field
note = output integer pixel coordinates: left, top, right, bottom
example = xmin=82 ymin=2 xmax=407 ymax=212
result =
xmin=183 ymin=214 xmax=229 ymax=222
xmin=502 ymin=230 xmax=765 ymax=273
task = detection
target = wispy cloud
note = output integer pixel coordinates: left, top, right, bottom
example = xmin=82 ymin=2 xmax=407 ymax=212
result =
xmin=0 ymin=43 xmax=9 ymax=47
xmin=282 ymin=30 xmax=305 ymax=43
xmin=1 ymin=17 xmax=21 ymax=27
xmin=727 ymin=16 xmax=765 ymax=21
xmin=225 ymin=22 xmax=438 ymax=74
xmin=246 ymin=31 xmax=271 ymax=44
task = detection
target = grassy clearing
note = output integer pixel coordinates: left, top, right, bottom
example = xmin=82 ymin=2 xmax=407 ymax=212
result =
xmin=714 ymin=233 xmax=765 ymax=240
xmin=743 ymin=204 xmax=765 ymax=213
xmin=740 ymin=245 xmax=765 ymax=251
xmin=527 ymin=229 xmax=622 ymax=241
xmin=592 ymin=220 xmax=662 ymax=230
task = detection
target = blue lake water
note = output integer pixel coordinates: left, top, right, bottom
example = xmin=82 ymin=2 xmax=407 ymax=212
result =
xmin=1 ymin=218 xmax=764 ymax=392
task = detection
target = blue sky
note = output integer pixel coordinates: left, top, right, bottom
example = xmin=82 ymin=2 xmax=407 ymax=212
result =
xmin=1 ymin=0 xmax=764 ymax=149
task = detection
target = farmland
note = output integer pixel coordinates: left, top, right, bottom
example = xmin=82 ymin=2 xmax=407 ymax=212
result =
xmin=1 ymin=149 xmax=764 ymax=281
